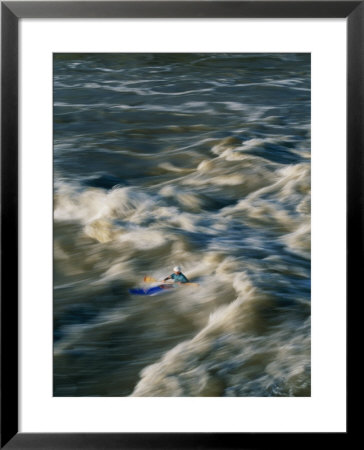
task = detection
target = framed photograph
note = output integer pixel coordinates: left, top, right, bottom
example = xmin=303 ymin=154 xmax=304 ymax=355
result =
xmin=2 ymin=1 xmax=355 ymax=448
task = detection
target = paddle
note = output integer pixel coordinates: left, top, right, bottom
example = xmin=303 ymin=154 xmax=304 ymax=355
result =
xmin=143 ymin=275 xmax=199 ymax=287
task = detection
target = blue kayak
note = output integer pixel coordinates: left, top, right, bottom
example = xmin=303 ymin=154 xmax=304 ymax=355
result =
xmin=129 ymin=285 xmax=174 ymax=296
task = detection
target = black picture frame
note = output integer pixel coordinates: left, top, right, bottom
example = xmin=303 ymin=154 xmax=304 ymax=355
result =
xmin=1 ymin=1 xmax=356 ymax=448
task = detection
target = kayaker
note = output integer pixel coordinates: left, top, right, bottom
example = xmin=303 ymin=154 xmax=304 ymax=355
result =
xmin=164 ymin=266 xmax=189 ymax=284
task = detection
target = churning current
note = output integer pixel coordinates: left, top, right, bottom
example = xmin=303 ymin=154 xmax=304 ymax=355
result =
xmin=53 ymin=53 xmax=311 ymax=397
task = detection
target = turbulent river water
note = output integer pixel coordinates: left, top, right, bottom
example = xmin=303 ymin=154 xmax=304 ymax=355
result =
xmin=53 ymin=53 xmax=311 ymax=397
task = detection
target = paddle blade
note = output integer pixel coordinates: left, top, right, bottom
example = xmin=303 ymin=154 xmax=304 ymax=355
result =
xmin=144 ymin=275 xmax=158 ymax=283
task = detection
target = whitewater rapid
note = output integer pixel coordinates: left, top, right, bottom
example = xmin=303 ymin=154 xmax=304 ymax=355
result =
xmin=53 ymin=53 xmax=310 ymax=397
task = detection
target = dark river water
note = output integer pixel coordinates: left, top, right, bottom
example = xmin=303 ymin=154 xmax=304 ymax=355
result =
xmin=53 ymin=53 xmax=311 ymax=396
